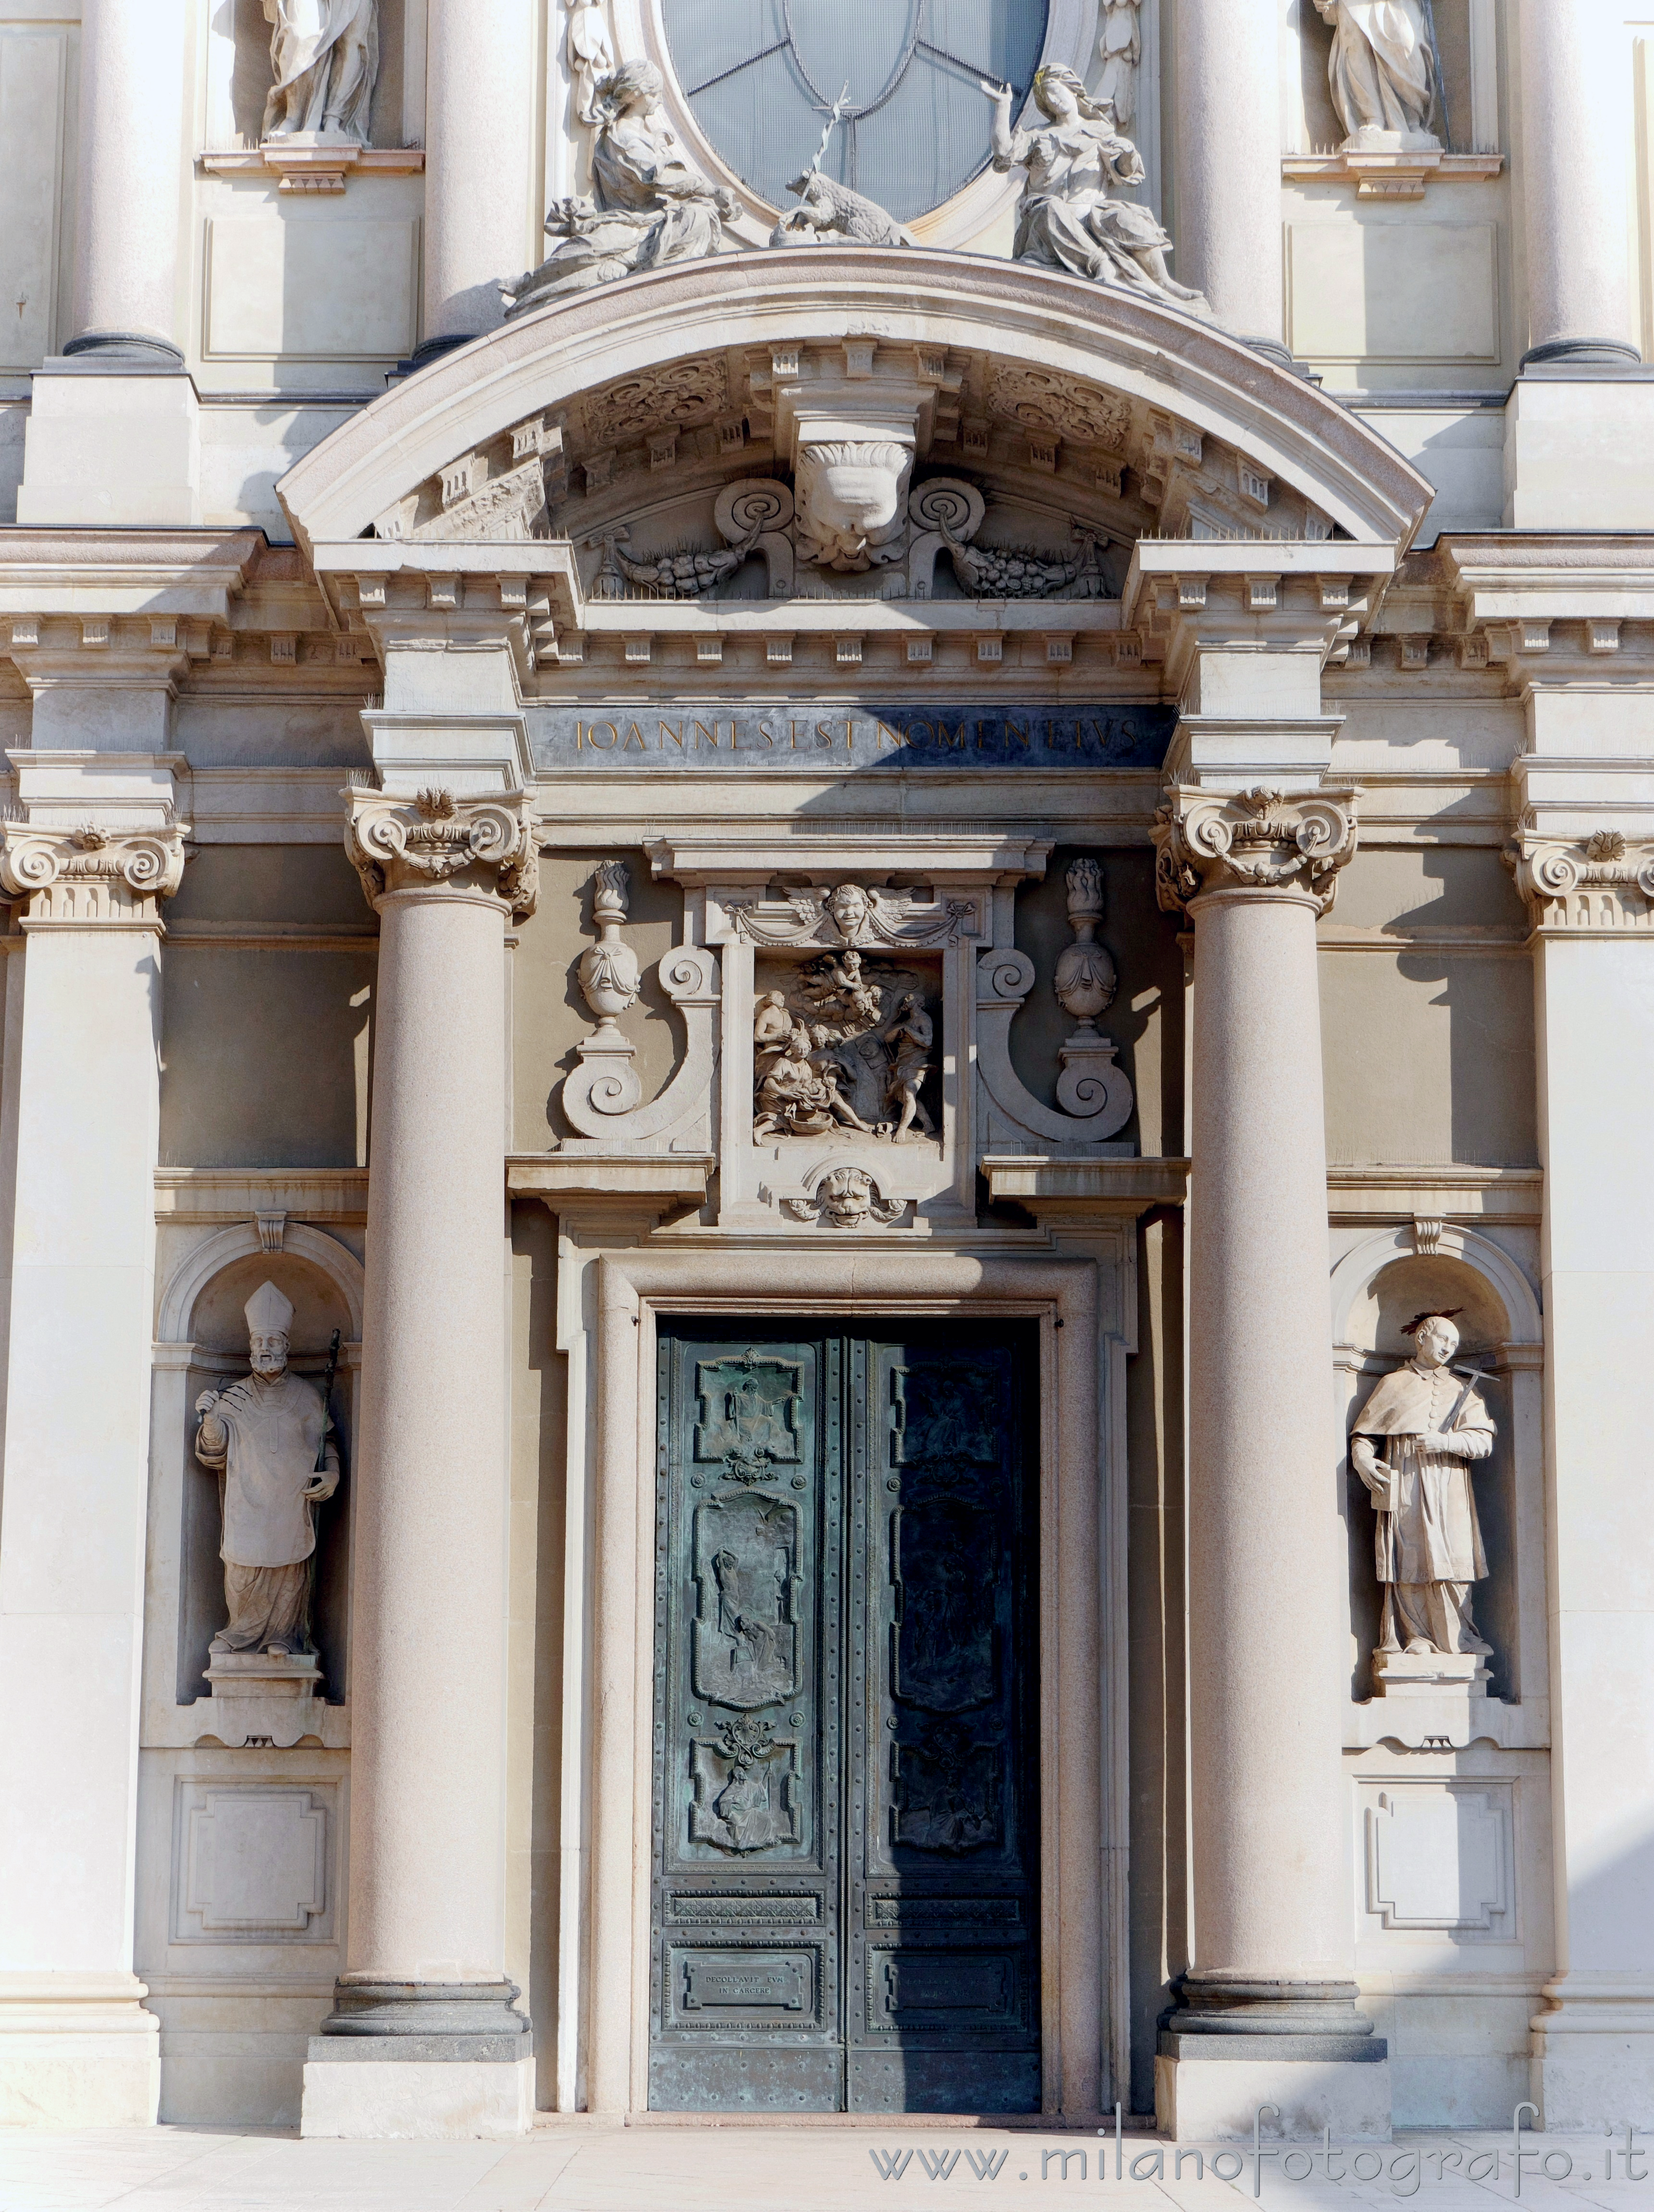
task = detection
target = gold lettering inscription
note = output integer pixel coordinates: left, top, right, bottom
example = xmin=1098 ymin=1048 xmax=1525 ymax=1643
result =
xmin=659 ymin=721 xmax=685 ymax=749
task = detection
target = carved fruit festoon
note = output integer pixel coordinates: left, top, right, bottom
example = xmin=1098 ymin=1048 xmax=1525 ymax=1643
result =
xmin=576 ymin=859 xmax=642 ymax=1036
xmin=1053 ymin=857 xmax=1117 ymax=1033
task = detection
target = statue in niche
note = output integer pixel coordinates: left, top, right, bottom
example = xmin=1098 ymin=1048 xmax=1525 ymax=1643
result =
xmin=1312 ymin=0 xmax=1441 ymax=151
xmin=195 ymin=1282 xmax=339 ymax=1659
xmin=981 ymin=65 xmax=1209 ymax=316
xmin=1350 ymin=1311 xmax=1494 ymax=1661
xmin=1097 ymin=0 xmax=1143 ymax=133
xmin=261 ymin=0 xmax=378 ymax=143
xmin=505 ymin=60 xmax=733 ymax=318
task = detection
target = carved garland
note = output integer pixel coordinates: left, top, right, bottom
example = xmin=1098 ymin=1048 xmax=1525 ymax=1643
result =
xmin=1152 ymin=786 xmax=1360 ymax=917
xmin=345 ymin=786 xmax=539 ymax=918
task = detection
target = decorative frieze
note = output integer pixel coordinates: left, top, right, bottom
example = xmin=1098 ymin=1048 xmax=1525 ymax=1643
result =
xmin=344 ymin=786 xmax=539 ymax=917
xmin=1152 ymin=785 xmax=1360 ymax=916
xmin=0 ymin=819 xmax=189 ymax=928
xmin=1506 ymin=827 xmax=1654 ymax=931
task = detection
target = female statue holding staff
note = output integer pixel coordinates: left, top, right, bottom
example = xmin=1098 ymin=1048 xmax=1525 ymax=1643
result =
xmin=981 ymin=65 xmax=1208 ymax=315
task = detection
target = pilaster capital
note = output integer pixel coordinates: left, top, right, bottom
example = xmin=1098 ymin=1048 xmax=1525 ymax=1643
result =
xmin=1505 ymin=826 xmax=1654 ymax=934
xmin=344 ymin=784 xmax=539 ymax=919
xmin=1151 ymin=783 xmax=1360 ymax=917
xmin=0 ymin=818 xmax=190 ymax=928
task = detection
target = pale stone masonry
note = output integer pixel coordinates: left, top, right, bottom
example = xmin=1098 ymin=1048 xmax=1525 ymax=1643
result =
xmin=1 ymin=0 xmax=1653 ymax=2148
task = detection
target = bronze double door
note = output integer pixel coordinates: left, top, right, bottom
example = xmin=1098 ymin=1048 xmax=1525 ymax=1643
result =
xmin=648 ymin=1322 xmax=1041 ymax=2113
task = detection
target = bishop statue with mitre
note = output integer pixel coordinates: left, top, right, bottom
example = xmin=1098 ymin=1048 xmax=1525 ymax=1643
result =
xmin=196 ymin=1281 xmax=339 ymax=1659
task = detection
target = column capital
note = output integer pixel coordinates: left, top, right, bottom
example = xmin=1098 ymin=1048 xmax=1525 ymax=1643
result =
xmin=1506 ymin=826 xmax=1654 ymax=936
xmin=1151 ymin=783 xmax=1360 ymax=918
xmin=0 ymin=818 xmax=189 ymax=929
xmin=345 ymin=785 xmax=538 ymax=919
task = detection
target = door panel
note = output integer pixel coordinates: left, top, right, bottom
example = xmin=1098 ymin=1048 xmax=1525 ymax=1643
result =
xmin=650 ymin=1325 xmax=1038 ymax=2113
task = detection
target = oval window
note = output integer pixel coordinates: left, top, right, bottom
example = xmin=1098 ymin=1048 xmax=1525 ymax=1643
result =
xmin=660 ymin=0 xmax=1049 ymax=224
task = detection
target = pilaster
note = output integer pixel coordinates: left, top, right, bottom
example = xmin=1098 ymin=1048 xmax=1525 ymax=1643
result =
xmin=0 ymin=801 xmax=188 ymax=2126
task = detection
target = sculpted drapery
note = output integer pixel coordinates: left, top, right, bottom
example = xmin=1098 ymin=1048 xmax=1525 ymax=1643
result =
xmin=506 ymin=59 xmax=731 ymax=317
xmin=1351 ymin=1313 xmax=1494 ymax=1659
xmin=261 ymin=0 xmax=378 ymax=143
xmin=1313 ymin=0 xmax=1440 ymax=149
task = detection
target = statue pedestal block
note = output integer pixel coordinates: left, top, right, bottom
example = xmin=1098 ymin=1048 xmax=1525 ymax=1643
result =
xmin=1371 ymin=1649 xmax=1490 ymax=1693
xmin=198 ymin=1652 xmax=322 ymax=1748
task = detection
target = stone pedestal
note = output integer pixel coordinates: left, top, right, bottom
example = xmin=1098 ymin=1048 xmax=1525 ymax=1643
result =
xmin=18 ymin=359 xmax=200 ymax=528
xmin=198 ymin=1652 xmax=324 ymax=1750
xmin=1371 ymin=1650 xmax=1490 ymax=1694
xmin=1152 ymin=781 xmax=1386 ymax=2139
xmin=300 ymin=776 xmax=537 ymax=2139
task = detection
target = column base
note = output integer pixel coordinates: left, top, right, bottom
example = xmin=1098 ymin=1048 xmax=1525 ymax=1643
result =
xmin=0 ymin=1974 xmax=160 ymax=2127
xmin=16 ymin=359 xmax=200 ymax=527
xmin=1156 ymin=2045 xmax=1391 ymax=2141
xmin=1532 ymin=1981 xmax=1654 ymax=2128
xmin=300 ymin=2053 xmax=533 ymax=2139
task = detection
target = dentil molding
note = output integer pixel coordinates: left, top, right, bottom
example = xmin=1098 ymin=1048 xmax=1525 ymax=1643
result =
xmin=344 ymin=786 xmax=539 ymax=917
xmin=0 ymin=819 xmax=190 ymax=929
xmin=1152 ymin=784 xmax=1360 ymax=917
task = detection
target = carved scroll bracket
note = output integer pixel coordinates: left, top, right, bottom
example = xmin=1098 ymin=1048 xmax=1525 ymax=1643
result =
xmin=559 ymin=861 xmax=721 ymax=1153
xmin=976 ymin=947 xmax=1135 ymax=1148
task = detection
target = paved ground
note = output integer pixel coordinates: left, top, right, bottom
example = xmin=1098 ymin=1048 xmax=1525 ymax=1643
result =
xmin=0 ymin=2122 xmax=1646 ymax=2212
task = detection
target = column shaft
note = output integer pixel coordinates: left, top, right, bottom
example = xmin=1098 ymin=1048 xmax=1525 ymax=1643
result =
xmin=420 ymin=0 xmax=537 ymax=353
xmin=1171 ymin=0 xmax=1284 ymax=350
xmin=1518 ymin=0 xmax=1638 ymax=364
xmin=0 ymin=848 xmax=182 ymax=2123
xmin=72 ymin=0 xmax=187 ymax=355
xmin=346 ymin=886 xmax=511 ymax=1986
xmin=1185 ymin=888 xmax=1349 ymax=1979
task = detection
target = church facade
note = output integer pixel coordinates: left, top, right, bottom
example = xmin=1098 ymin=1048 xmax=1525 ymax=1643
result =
xmin=0 ymin=0 xmax=1651 ymax=2146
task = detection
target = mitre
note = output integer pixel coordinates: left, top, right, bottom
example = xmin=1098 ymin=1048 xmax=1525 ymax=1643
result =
xmin=245 ymin=1280 xmax=295 ymax=1338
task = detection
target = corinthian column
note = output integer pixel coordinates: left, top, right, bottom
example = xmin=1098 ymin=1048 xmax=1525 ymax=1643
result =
xmin=1171 ymin=0 xmax=1286 ymax=358
xmin=1518 ymin=0 xmax=1639 ymax=366
xmin=0 ymin=814 xmax=189 ymax=2127
xmin=415 ymin=0 xmax=537 ymax=365
xmin=1151 ymin=785 xmax=1387 ymax=2140
xmin=300 ymin=786 xmax=537 ymax=2140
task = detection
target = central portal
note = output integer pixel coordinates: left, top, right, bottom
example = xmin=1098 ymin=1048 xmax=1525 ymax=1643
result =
xmin=649 ymin=1322 xmax=1041 ymax=2113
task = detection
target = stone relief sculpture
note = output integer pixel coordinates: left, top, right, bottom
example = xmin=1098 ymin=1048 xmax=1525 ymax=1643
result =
xmin=1350 ymin=1312 xmax=1495 ymax=1669
xmin=564 ymin=0 xmax=615 ymax=130
xmin=751 ymin=937 xmax=938 ymax=1145
xmin=982 ymin=66 xmax=1209 ymax=317
xmin=1312 ymin=0 xmax=1441 ymax=151
xmin=505 ymin=60 xmax=733 ymax=318
xmin=1097 ymin=0 xmax=1143 ymax=133
xmin=783 ymin=1165 xmax=907 ymax=1229
xmin=261 ymin=0 xmax=378 ymax=143
xmin=794 ymin=441 xmax=913 ymax=573
xmin=195 ymin=1282 xmax=339 ymax=1660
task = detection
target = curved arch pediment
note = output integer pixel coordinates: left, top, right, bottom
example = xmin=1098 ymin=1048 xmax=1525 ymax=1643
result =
xmin=278 ymin=249 xmax=1432 ymax=578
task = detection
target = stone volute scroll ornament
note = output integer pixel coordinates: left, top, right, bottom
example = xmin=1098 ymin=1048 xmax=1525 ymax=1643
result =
xmin=983 ymin=65 xmax=1210 ymax=317
xmin=344 ymin=786 xmax=539 ymax=919
xmin=504 ymin=60 xmax=734 ymax=317
xmin=1506 ymin=827 xmax=1654 ymax=929
xmin=1312 ymin=0 xmax=1442 ymax=153
xmin=557 ymin=859 xmax=720 ymax=1150
xmin=1152 ymin=786 xmax=1361 ymax=916
xmin=261 ymin=0 xmax=379 ymax=144
xmin=0 ymin=817 xmax=190 ymax=927
xmin=1350 ymin=1311 xmax=1496 ymax=1685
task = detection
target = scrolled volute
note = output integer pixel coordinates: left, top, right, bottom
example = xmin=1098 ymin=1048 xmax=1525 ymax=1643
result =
xmin=345 ymin=786 xmax=539 ymax=918
xmin=0 ymin=819 xmax=190 ymax=923
xmin=1506 ymin=827 xmax=1654 ymax=925
xmin=1151 ymin=784 xmax=1359 ymax=917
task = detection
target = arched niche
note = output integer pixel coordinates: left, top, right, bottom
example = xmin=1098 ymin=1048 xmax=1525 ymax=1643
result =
xmin=155 ymin=1222 xmax=364 ymax=1718
xmin=1330 ymin=1225 xmax=1544 ymax=1708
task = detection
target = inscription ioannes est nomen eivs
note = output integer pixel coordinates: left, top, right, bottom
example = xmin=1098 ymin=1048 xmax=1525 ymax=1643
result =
xmin=529 ymin=701 xmax=1175 ymax=770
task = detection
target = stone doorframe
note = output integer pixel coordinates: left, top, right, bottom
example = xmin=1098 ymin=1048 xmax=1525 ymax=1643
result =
xmin=576 ymin=1244 xmax=1114 ymax=2118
